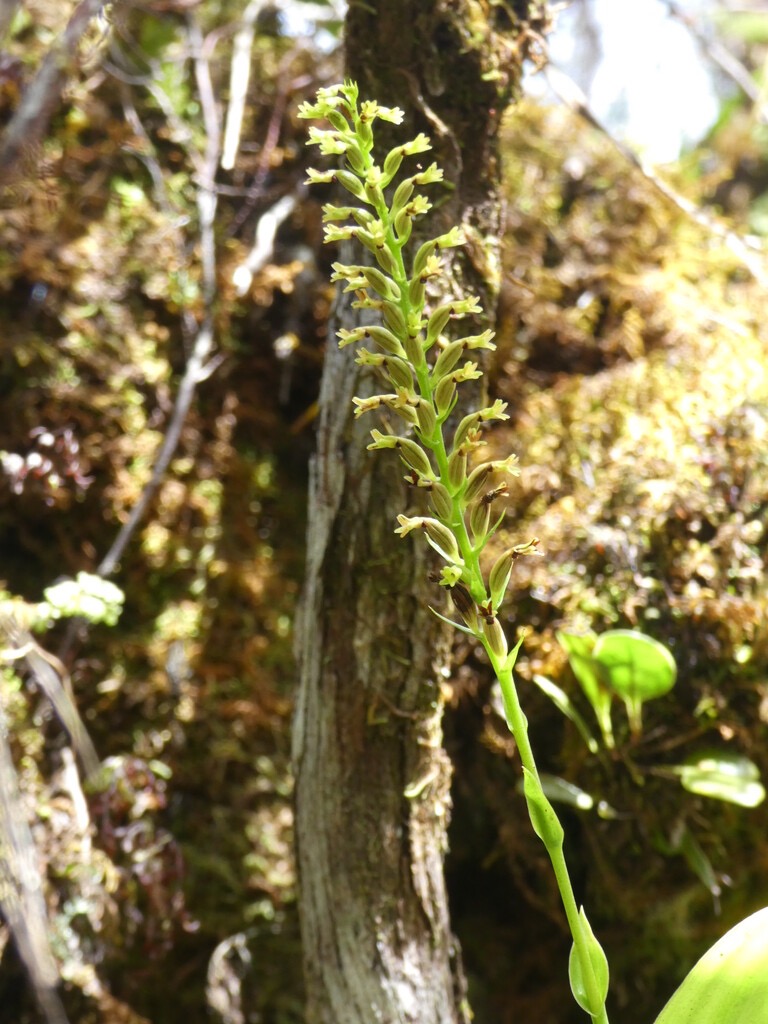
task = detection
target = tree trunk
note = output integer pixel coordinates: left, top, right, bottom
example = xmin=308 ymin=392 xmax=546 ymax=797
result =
xmin=293 ymin=4 xmax=549 ymax=1022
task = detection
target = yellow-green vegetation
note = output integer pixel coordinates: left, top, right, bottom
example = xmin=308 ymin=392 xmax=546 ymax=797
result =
xmin=0 ymin=2 xmax=322 ymax=1020
xmin=0 ymin=2 xmax=766 ymax=1021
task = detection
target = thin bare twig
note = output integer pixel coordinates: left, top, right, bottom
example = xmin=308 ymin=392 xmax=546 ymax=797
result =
xmin=0 ymin=615 xmax=99 ymax=775
xmin=221 ymin=0 xmax=262 ymax=171
xmin=227 ymin=66 xmax=312 ymax=237
xmin=96 ymin=18 xmax=222 ymax=579
xmin=232 ymin=192 xmax=298 ymax=296
xmin=119 ymin=84 xmax=174 ymax=213
xmin=0 ymin=0 xmax=110 ymax=179
xmin=544 ymin=63 xmax=767 ymax=288
xmin=662 ymin=0 xmax=766 ymax=118
xmin=0 ymin=697 xmax=70 ymax=1024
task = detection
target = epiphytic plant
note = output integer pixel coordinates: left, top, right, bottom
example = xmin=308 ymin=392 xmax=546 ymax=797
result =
xmin=299 ymin=79 xmax=768 ymax=1024
xmin=299 ymin=79 xmax=609 ymax=1024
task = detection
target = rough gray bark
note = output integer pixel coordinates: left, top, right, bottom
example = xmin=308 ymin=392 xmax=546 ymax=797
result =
xmin=293 ymin=3 xmax=549 ymax=1022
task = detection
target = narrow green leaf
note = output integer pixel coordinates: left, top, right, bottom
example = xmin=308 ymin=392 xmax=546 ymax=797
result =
xmin=670 ymin=821 xmax=722 ymax=908
xmin=557 ymin=631 xmax=615 ymax=749
xmin=427 ymin=606 xmax=477 ymax=637
xmin=532 ymin=674 xmax=600 ymax=753
xmin=503 ymin=634 xmax=526 ymax=673
xmin=536 ymin=773 xmax=595 ymax=811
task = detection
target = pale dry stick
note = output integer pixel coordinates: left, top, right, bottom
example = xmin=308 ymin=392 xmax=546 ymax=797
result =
xmin=0 ymin=696 xmax=70 ymax=1024
xmin=96 ymin=20 xmax=222 ymax=580
xmin=232 ymin=192 xmax=298 ymax=296
xmin=119 ymin=84 xmax=176 ymax=215
xmin=189 ymin=17 xmax=221 ymax=308
xmin=0 ymin=0 xmax=113 ymax=179
xmin=663 ymin=0 xmax=766 ymax=119
xmin=545 ymin=63 xmax=768 ymax=288
xmin=221 ymin=0 xmax=262 ymax=171
xmin=0 ymin=615 xmax=99 ymax=775
xmin=227 ymin=65 xmax=313 ymax=238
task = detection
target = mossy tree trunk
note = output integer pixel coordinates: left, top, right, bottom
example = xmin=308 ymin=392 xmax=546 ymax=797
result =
xmin=293 ymin=3 xmax=549 ymax=1022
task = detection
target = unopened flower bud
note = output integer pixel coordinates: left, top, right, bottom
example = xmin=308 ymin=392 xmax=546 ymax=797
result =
xmin=404 ymin=331 xmax=425 ymax=368
xmin=382 ymin=356 xmax=413 ymax=390
xmin=394 ymin=208 xmax=413 ymax=244
xmin=488 ymin=548 xmax=516 ymax=609
xmin=463 ymin=463 xmax=497 ymax=504
xmin=362 ymin=267 xmax=400 ymax=300
xmin=365 ymin=326 xmax=406 ymax=356
xmin=429 ymin=481 xmax=453 ymax=520
xmin=382 ymin=145 xmax=405 ymax=185
xmin=408 ymin=275 xmax=426 ymax=309
xmin=344 ymin=145 xmax=366 ymax=174
xmin=452 ymin=413 xmax=481 ymax=451
xmin=382 ymin=301 xmax=407 ymax=336
xmin=482 ymin=615 xmax=508 ymax=660
xmin=335 ymin=169 xmax=368 ymax=201
xmin=450 ymin=583 xmax=479 ymax=632
xmin=391 ymin=178 xmax=414 ymax=217
xmin=469 ymin=499 xmax=491 ymax=542
xmin=447 ymin=449 xmax=467 ymax=491
xmin=367 ymin=243 xmax=399 ymax=277
xmin=423 ymin=519 xmax=462 ymax=564
xmin=432 ymin=340 xmax=466 ymax=381
xmin=426 ymin=303 xmax=452 ymax=347
xmin=434 ymin=376 xmax=457 ymax=416
xmin=462 ymin=456 xmax=524 ymax=503
xmin=325 ymin=109 xmax=350 ymax=133
xmin=415 ymin=399 xmax=437 ymax=438
xmin=396 ymin=438 xmax=434 ymax=478
xmin=412 ymin=239 xmax=438 ymax=278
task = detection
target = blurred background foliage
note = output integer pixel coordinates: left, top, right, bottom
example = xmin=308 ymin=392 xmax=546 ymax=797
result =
xmin=0 ymin=1 xmax=766 ymax=1023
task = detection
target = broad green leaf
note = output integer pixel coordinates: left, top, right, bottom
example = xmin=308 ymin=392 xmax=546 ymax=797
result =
xmin=532 ymin=674 xmax=599 ymax=753
xmin=654 ymin=907 xmax=768 ymax=1024
xmin=593 ymin=629 xmax=676 ymax=736
xmin=557 ymin=631 xmax=615 ymax=749
xmin=670 ymin=752 xmax=766 ymax=808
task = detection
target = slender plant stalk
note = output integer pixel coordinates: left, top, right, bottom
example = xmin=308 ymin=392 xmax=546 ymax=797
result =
xmin=299 ymin=80 xmax=611 ymax=1024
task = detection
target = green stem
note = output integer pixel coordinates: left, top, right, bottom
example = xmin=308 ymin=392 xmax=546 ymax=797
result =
xmin=488 ymin=646 xmax=610 ymax=1024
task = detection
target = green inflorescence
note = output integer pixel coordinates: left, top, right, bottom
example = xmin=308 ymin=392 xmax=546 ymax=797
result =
xmin=300 ymin=80 xmax=611 ymax=1024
